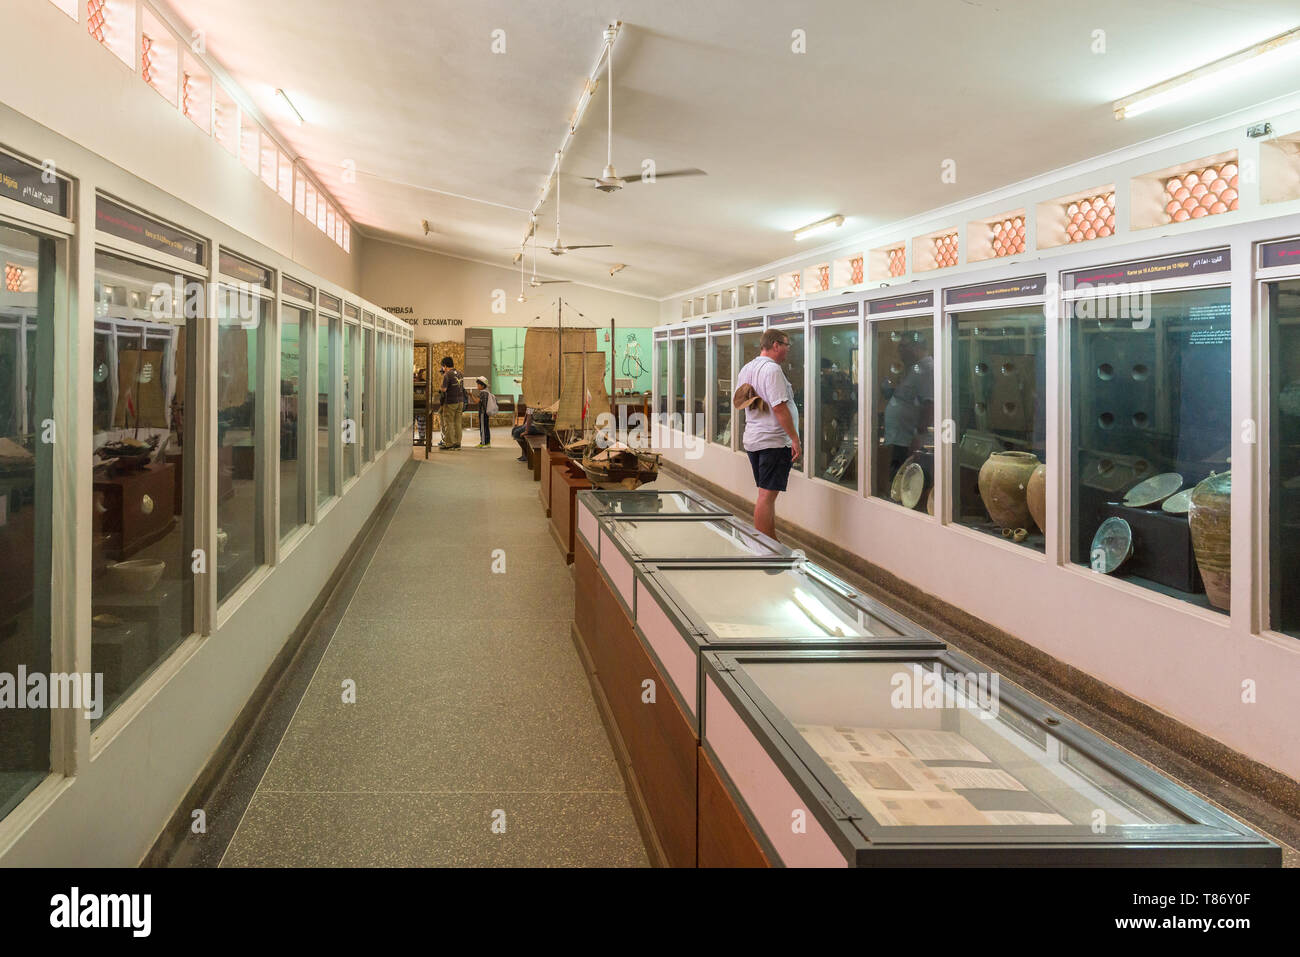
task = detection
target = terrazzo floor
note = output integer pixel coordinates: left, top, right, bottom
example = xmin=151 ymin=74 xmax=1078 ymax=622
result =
xmin=220 ymin=439 xmax=648 ymax=867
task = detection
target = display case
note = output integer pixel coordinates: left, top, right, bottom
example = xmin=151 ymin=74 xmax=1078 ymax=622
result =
xmin=699 ymin=648 xmax=1281 ymax=867
xmin=575 ymin=487 xmax=727 ymax=523
xmin=588 ymin=513 xmax=792 ymax=583
xmin=813 ymin=317 xmax=859 ymax=489
xmin=871 ymin=311 xmax=935 ymax=510
xmin=571 ymin=520 xmax=944 ymax=866
xmin=688 ymin=333 xmax=707 ymax=434
xmin=947 ymin=280 xmax=1048 ymax=550
xmin=1067 ymin=254 xmax=1232 ymax=609
xmin=1265 ymin=260 xmax=1300 ymax=637
xmin=769 ymin=313 xmax=806 ymax=448
xmin=709 ymin=323 xmax=732 ymax=446
xmin=733 ymin=317 xmax=764 ymax=439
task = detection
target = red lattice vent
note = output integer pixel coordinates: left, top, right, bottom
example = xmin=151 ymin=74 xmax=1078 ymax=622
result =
xmin=817 ymin=264 xmax=830 ymax=291
xmin=87 ymin=0 xmax=107 ymax=44
xmin=850 ymin=255 xmax=864 ymax=284
xmin=932 ymin=232 xmax=958 ymax=268
xmin=1066 ymin=193 xmax=1116 ymax=244
xmin=1163 ymin=163 xmax=1238 ymax=223
xmin=5 ymin=264 xmax=25 ymax=293
xmin=141 ymin=34 xmax=155 ymax=87
xmin=992 ymin=216 xmax=1026 ymax=257
xmin=887 ymin=247 xmax=906 ymax=277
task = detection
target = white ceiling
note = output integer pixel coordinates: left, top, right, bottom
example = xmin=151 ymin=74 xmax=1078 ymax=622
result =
xmin=166 ymin=0 xmax=1300 ymax=298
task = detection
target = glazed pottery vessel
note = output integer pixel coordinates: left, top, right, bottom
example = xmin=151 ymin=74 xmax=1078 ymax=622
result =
xmin=1026 ymin=463 xmax=1047 ymax=534
xmin=977 ymin=450 xmax=1039 ymax=530
xmin=1188 ymin=471 xmax=1231 ymax=610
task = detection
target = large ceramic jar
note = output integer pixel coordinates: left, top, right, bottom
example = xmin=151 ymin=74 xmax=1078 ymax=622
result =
xmin=977 ymin=450 xmax=1039 ymax=530
xmin=1188 ymin=471 xmax=1231 ymax=610
xmin=1026 ymin=463 xmax=1047 ymax=535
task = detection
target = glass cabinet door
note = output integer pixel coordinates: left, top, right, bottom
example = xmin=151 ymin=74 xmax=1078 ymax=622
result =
xmin=872 ymin=316 xmax=935 ymax=507
xmin=670 ymin=338 xmax=684 ymax=422
xmin=90 ymin=252 xmax=197 ymax=721
xmin=711 ymin=334 xmax=731 ymax=445
xmin=216 ymin=287 xmax=267 ymax=601
xmin=0 ymin=224 xmax=56 ymax=819
xmin=1070 ymin=287 xmax=1230 ymax=609
xmin=776 ymin=328 xmax=806 ymax=446
xmin=689 ymin=336 xmax=707 ymax=435
xmin=655 ymin=339 xmax=667 ymax=415
xmin=814 ymin=323 xmax=859 ymax=489
xmin=1269 ymin=278 xmax=1300 ymax=637
xmin=317 ymin=316 xmax=334 ymax=504
xmin=736 ymin=330 xmax=762 ymax=438
xmin=279 ymin=306 xmax=306 ymax=540
xmin=343 ymin=323 xmax=358 ymax=481
xmin=951 ymin=306 xmax=1047 ymax=550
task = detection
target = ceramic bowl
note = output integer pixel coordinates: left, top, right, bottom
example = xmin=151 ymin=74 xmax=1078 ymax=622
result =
xmin=107 ymin=559 xmax=165 ymax=593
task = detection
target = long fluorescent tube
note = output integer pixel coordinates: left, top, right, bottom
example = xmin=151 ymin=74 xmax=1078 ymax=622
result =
xmin=794 ymin=214 xmax=844 ymax=241
xmin=275 ymin=88 xmax=305 ymax=126
xmin=1114 ymin=27 xmax=1300 ymax=120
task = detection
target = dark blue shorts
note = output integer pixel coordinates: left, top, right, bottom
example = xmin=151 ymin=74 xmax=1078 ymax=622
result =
xmin=748 ymin=446 xmax=793 ymax=492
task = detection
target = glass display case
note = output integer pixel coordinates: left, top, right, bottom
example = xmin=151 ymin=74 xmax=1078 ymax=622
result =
xmin=344 ymin=322 xmax=358 ymax=480
xmin=710 ymin=330 xmax=731 ymax=445
xmin=1070 ymin=286 xmax=1231 ymax=609
xmin=814 ymin=322 xmax=859 ymax=489
xmin=279 ymin=305 xmax=306 ymax=540
xmin=774 ymin=325 xmax=806 ymax=447
xmin=0 ymin=223 xmax=56 ymax=819
xmin=872 ymin=315 xmax=935 ymax=508
xmin=317 ymin=314 xmax=334 ymax=505
xmin=734 ymin=324 xmax=763 ymax=441
xmin=670 ymin=336 xmax=685 ymax=421
xmin=216 ymin=286 xmax=267 ymax=602
xmin=1268 ymin=277 xmax=1300 ymax=637
xmin=655 ymin=337 xmax=667 ymax=415
xmin=597 ymin=514 xmax=791 ymax=569
xmin=689 ymin=334 xmax=706 ymax=434
xmin=950 ymin=304 xmax=1047 ymax=550
xmin=700 ymin=648 xmax=1281 ymax=867
xmin=90 ymin=251 xmax=196 ymax=722
xmin=575 ymin=487 xmax=727 ymax=522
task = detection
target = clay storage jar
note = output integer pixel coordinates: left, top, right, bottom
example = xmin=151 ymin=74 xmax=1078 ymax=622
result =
xmin=977 ymin=450 xmax=1040 ymax=530
xmin=1026 ymin=463 xmax=1047 ymax=535
xmin=1188 ymin=471 xmax=1231 ymax=610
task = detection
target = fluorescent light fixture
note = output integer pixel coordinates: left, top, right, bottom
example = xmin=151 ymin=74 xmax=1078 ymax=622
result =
xmin=794 ymin=214 xmax=844 ymax=241
xmin=275 ymin=88 xmax=305 ymax=126
xmin=790 ymin=587 xmax=849 ymax=637
xmin=1114 ymin=27 xmax=1300 ymax=119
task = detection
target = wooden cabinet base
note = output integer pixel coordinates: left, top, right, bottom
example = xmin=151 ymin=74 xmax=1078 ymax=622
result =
xmin=549 ymin=462 xmax=591 ymax=565
xmin=698 ymin=747 xmax=771 ymax=868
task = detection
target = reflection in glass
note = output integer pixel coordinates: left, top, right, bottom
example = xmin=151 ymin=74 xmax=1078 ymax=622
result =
xmin=317 ymin=316 xmax=334 ymax=504
xmin=279 ymin=306 xmax=306 ymax=539
xmin=1270 ymin=279 xmax=1300 ymax=637
xmin=217 ymin=287 xmax=265 ymax=601
xmin=952 ymin=306 xmax=1047 ymax=550
xmin=873 ymin=317 xmax=934 ymax=506
xmin=0 ymin=225 xmax=55 ymax=819
xmin=689 ymin=337 xmax=706 ymax=434
xmin=711 ymin=334 xmax=731 ymax=445
xmin=1071 ymin=287 xmax=1230 ymax=608
xmin=744 ymin=659 xmax=1189 ymax=828
xmin=815 ymin=323 xmax=858 ymax=489
xmin=90 ymin=252 xmax=195 ymax=722
xmin=344 ymin=323 xmax=358 ymax=481
xmin=736 ymin=330 xmax=761 ymax=437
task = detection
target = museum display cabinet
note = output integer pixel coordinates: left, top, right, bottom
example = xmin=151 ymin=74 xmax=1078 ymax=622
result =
xmin=699 ymin=647 xmax=1281 ymax=867
xmin=570 ymin=492 xmax=944 ymax=867
xmin=575 ymin=487 xmax=728 ymax=522
xmin=548 ymin=456 xmax=592 ymax=564
xmin=811 ymin=304 xmax=861 ymax=490
xmin=709 ymin=322 xmax=732 ymax=446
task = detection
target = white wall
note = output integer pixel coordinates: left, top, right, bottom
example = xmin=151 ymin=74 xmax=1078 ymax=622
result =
xmin=360 ymin=238 xmax=659 ymax=343
xmin=0 ymin=0 xmax=361 ymax=291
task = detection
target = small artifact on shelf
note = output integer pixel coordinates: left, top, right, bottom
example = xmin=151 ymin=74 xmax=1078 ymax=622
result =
xmin=1089 ymin=517 xmax=1133 ymax=574
xmin=106 ymin=559 xmax=166 ymax=594
xmin=1122 ymin=472 xmax=1183 ymax=509
xmin=899 ymin=461 xmax=926 ymax=509
xmin=1161 ymin=489 xmax=1193 ymax=514
xmin=1188 ymin=471 xmax=1231 ymax=610
xmin=977 ymin=450 xmax=1039 ymax=530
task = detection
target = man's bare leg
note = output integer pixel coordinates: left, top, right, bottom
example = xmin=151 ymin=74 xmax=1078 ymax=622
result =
xmin=754 ymin=488 xmax=779 ymax=538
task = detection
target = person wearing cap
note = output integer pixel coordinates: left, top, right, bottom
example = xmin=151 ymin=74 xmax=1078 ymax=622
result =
xmin=474 ymin=376 xmax=498 ymax=448
xmin=437 ymin=356 xmax=465 ymax=450
xmin=733 ymin=328 xmax=801 ymax=537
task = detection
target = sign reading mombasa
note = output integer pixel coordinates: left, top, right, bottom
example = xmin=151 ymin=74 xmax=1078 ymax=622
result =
xmin=95 ymin=196 xmax=205 ymax=266
xmin=384 ymin=305 xmax=463 ymax=327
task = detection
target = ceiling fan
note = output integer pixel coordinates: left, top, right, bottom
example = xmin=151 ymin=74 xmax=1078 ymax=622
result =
xmin=549 ymin=153 xmax=612 ymax=255
xmin=514 ymin=219 xmax=569 ymax=301
xmin=583 ymin=29 xmax=706 ymax=193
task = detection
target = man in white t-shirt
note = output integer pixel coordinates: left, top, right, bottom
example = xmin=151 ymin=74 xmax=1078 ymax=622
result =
xmin=734 ymin=328 xmax=801 ymax=537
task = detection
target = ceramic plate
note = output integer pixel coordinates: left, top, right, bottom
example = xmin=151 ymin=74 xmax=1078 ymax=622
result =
xmin=1089 ymin=517 xmax=1133 ymax=574
xmin=900 ymin=462 xmax=926 ymax=509
xmin=1161 ymin=489 xmax=1193 ymax=514
xmin=889 ymin=463 xmax=906 ymax=502
xmin=1123 ymin=471 xmax=1183 ymax=508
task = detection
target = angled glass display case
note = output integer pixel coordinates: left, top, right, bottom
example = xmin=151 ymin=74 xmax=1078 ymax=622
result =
xmin=700 ymin=647 xmax=1280 ymax=867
